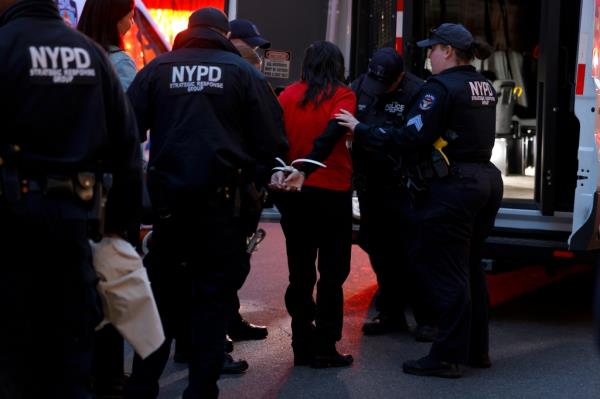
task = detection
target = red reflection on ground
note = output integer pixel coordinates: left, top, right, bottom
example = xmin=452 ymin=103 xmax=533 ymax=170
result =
xmin=487 ymin=264 xmax=592 ymax=306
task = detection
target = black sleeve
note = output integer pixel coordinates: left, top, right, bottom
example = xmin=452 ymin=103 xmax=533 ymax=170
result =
xmin=350 ymin=75 xmax=363 ymax=92
xmin=296 ymin=119 xmax=348 ymax=176
xmin=354 ymin=80 xmax=448 ymax=159
xmin=243 ymin=72 xmax=289 ymax=186
xmin=126 ymin=63 xmax=153 ymax=143
xmin=101 ymin=56 xmax=143 ymax=236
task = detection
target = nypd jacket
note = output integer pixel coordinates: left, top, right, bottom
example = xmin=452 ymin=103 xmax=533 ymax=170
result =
xmin=127 ymin=26 xmax=288 ymax=193
xmin=0 ymin=0 xmax=143 ymax=235
xmin=354 ymin=65 xmax=497 ymax=167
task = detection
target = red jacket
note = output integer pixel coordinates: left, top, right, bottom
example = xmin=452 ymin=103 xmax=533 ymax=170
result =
xmin=279 ymin=82 xmax=356 ymax=191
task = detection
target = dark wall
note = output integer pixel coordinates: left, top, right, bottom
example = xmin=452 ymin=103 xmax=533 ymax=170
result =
xmin=236 ymin=0 xmax=329 ymax=90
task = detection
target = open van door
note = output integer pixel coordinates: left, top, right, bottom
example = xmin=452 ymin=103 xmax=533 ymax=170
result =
xmin=569 ymin=0 xmax=600 ymax=251
xmin=536 ymin=0 xmax=581 ymax=216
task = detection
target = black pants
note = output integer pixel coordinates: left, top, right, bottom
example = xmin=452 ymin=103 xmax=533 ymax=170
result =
xmin=227 ymin=254 xmax=251 ymax=331
xmin=358 ymin=187 xmax=434 ymax=326
xmin=0 ymin=195 xmax=100 ymax=399
xmin=412 ymin=162 xmax=503 ymax=363
xmin=175 ymin=260 xmax=250 ymax=355
xmin=125 ymin=194 xmax=248 ymax=399
xmin=277 ymin=187 xmax=352 ymax=347
xmin=92 ymin=324 xmax=124 ymax=390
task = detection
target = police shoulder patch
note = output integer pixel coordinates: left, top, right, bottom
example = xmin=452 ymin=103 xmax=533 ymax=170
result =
xmin=419 ymin=94 xmax=436 ymax=111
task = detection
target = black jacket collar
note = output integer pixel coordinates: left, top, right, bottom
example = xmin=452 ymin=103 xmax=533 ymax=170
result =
xmin=0 ymin=0 xmax=61 ymax=27
xmin=173 ymin=26 xmax=240 ymax=56
xmin=438 ymin=64 xmax=476 ymax=75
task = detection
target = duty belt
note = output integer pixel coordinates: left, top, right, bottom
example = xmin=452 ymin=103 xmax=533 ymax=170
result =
xmin=0 ymin=173 xmax=97 ymax=202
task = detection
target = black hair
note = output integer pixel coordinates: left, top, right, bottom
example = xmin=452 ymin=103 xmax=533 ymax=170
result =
xmin=454 ymin=38 xmax=494 ymax=63
xmin=77 ymin=0 xmax=134 ymax=51
xmin=300 ymin=41 xmax=346 ymax=108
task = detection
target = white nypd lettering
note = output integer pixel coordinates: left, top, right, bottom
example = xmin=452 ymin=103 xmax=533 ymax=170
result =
xmin=468 ymin=81 xmax=496 ymax=105
xmin=170 ymin=64 xmax=224 ymax=93
xmin=172 ymin=66 xmax=185 ymax=83
xmin=29 ymin=46 xmax=95 ymax=84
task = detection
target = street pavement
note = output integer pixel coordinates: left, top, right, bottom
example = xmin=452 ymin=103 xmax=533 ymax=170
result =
xmin=125 ymin=222 xmax=600 ymax=399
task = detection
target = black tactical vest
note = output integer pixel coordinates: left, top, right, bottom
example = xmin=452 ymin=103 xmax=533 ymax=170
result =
xmin=429 ymin=66 xmax=497 ymax=162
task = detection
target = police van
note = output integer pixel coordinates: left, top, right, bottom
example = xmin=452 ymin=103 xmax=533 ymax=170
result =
xmin=230 ymin=0 xmax=600 ymax=270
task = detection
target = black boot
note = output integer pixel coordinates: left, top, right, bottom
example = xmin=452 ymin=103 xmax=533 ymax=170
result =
xmin=310 ymin=342 xmax=353 ymax=369
xmin=221 ymin=353 xmax=249 ymax=374
xmin=228 ymin=319 xmax=268 ymax=341
xmin=402 ymin=355 xmax=461 ymax=378
xmin=362 ymin=313 xmax=409 ymax=336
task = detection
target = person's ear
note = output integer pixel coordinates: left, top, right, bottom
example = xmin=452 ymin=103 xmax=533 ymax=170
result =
xmin=226 ymin=31 xmax=232 ymax=39
xmin=444 ymin=45 xmax=454 ymax=60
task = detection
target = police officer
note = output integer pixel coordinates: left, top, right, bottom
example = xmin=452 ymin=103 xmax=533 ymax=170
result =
xmin=337 ymin=23 xmax=503 ymax=378
xmin=351 ymin=47 xmax=436 ymax=339
xmin=125 ymin=7 xmax=287 ymax=399
xmin=230 ymin=18 xmax=271 ymax=53
xmin=0 ymin=0 xmax=142 ymax=397
xmin=227 ymin=17 xmax=271 ymax=342
xmin=172 ymin=15 xmax=272 ymax=379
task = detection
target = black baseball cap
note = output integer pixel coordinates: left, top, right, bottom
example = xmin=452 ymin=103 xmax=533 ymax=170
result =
xmin=230 ymin=19 xmax=271 ymax=49
xmin=417 ymin=23 xmax=474 ymax=50
xmin=362 ymin=47 xmax=404 ymax=96
xmin=188 ymin=7 xmax=230 ymax=33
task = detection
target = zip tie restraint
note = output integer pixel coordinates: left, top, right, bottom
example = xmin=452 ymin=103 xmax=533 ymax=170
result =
xmin=272 ymin=157 xmax=327 ymax=174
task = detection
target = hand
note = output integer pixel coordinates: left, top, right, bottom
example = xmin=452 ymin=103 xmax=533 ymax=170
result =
xmin=283 ymin=170 xmax=305 ymax=192
xmin=335 ymin=109 xmax=359 ymax=132
xmin=268 ymin=171 xmax=286 ymax=191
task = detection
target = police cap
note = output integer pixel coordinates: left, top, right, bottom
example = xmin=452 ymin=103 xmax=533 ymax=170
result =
xmin=417 ymin=23 xmax=474 ymax=51
xmin=188 ymin=7 xmax=230 ymax=33
xmin=230 ymin=19 xmax=271 ymax=49
xmin=362 ymin=47 xmax=404 ymax=96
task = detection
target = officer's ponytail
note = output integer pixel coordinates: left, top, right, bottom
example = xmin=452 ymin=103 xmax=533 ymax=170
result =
xmin=471 ymin=38 xmax=493 ymax=60
xmin=455 ymin=38 xmax=493 ymax=63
